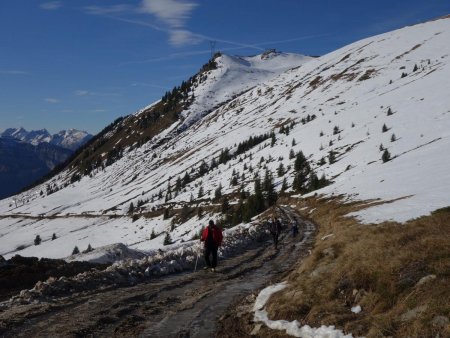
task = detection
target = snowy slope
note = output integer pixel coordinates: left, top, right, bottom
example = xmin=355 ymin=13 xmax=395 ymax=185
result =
xmin=178 ymin=51 xmax=313 ymax=128
xmin=1 ymin=17 xmax=450 ymax=260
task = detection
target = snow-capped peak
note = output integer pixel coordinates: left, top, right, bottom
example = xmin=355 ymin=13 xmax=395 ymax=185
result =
xmin=0 ymin=127 xmax=92 ymax=151
xmin=179 ymin=50 xmax=313 ymax=128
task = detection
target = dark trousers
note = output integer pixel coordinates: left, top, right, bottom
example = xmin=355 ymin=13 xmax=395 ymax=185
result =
xmin=271 ymin=233 xmax=279 ymax=248
xmin=204 ymin=246 xmax=218 ymax=268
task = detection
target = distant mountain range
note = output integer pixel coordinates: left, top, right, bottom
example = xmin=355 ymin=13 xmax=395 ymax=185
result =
xmin=1 ymin=127 xmax=92 ymax=151
xmin=0 ymin=128 xmax=92 ymax=199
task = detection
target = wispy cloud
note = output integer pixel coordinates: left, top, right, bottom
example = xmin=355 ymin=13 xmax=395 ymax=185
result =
xmin=45 ymin=98 xmax=60 ymax=103
xmin=83 ymin=4 xmax=135 ymax=15
xmin=40 ymin=1 xmax=62 ymax=11
xmin=0 ymin=70 xmax=28 ymax=75
xmin=140 ymin=0 xmax=197 ymax=28
xmin=83 ymin=0 xmax=200 ymax=47
xmin=169 ymin=29 xmax=202 ymax=46
xmin=74 ymin=90 xmax=120 ymax=97
xmin=131 ymin=82 xmax=171 ymax=90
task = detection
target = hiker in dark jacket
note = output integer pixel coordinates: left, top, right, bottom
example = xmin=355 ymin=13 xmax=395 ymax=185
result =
xmin=200 ymin=220 xmax=223 ymax=272
xmin=291 ymin=220 xmax=299 ymax=237
xmin=268 ymin=217 xmax=282 ymax=249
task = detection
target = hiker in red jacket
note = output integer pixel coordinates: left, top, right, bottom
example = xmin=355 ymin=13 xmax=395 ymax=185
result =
xmin=200 ymin=220 xmax=223 ymax=272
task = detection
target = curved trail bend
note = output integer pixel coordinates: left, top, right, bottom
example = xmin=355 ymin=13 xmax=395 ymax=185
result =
xmin=0 ymin=207 xmax=316 ymax=337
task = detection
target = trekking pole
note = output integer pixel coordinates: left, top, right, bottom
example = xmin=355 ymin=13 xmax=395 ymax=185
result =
xmin=194 ymin=254 xmax=199 ymax=272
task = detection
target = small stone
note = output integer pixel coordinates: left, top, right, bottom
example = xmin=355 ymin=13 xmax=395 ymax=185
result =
xmin=47 ymin=276 xmax=57 ymax=284
xmin=431 ymin=315 xmax=449 ymax=328
xmin=251 ymin=324 xmax=262 ymax=335
xmin=400 ymin=305 xmax=427 ymax=322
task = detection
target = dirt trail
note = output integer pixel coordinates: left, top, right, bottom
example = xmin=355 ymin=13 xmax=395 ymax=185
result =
xmin=0 ymin=207 xmax=315 ymax=338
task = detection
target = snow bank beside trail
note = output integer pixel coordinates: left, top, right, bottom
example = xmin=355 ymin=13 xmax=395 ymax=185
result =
xmin=254 ymin=282 xmax=355 ymax=338
xmin=66 ymin=243 xmax=147 ymax=264
xmin=2 ymin=220 xmax=270 ymax=308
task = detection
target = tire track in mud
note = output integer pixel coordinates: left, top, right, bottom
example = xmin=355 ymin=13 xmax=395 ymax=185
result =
xmin=0 ymin=206 xmax=315 ymax=338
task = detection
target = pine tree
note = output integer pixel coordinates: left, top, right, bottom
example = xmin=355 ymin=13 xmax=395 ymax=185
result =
xmin=150 ymin=229 xmax=156 ymax=239
xmin=254 ymin=177 xmax=265 ymax=213
xmin=382 ymin=149 xmax=391 ymax=163
xmin=379 ymin=143 xmax=384 ymax=151
xmin=318 ymin=157 xmax=326 ymax=166
xmin=264 ymin=170 xmax=278 ymax=206
xmin=198 ymin=186 xmax=204 ymax=198
xmin=292 ymin=138 xmax=296 ymax=146
xmin=128 ymin=202 xmax=134 ymax=214
xmin=333 ymin=125 xmax=340 ymax=135
xmin=413 ymin=64 xmax=418 ymax=72
xmin=180 ymin=204 xmax=190 ymax=223
xmin=387 ymin=107 xmax=393 ymax=116
xmin=51 ymin=233 xmax=57 ymax=240
xmin=182 ymin=172 xmax=191 ymax=186
xmin=34 ymin=235 xmax=41 ymax=246
xmin=328 ymin=150 xmax=336 ymax=164
xmin=163 ymin=233 xmax=172 ymax=245
xmin=289 ymin=149 xmax=295 ymax=159
xmin=277 ymin=162 xmax=285 ymax=177
xmin=294 ymin=151 xmax=307 ymax=171
xmin=391 ymin=133 xmax=396 ymax=142
xmin=382 ymin=124 xmax=388 ymax=133
xmin=163 ymin=208 xmax=170 ymax=219
xmin=214 ymin=184 xmax=222 ymax=200
xmin=271 ymin=133 xmax=276 ymax=147
xmin=175 ymin=176 xmax=182 ymax=192
xmin=221 ymin=198 xmax=230 ymax=214
xmin=85 ymin=244 xmax=93 ymax=253
xmin=72 ymin=246 xmax=80 ymax=255
xmin=281 ymin=177 xmax=288 ymax=192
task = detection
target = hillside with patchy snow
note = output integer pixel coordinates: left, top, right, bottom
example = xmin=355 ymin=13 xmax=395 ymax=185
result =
xmin=1 ymin=17 xmax=449 ymax=260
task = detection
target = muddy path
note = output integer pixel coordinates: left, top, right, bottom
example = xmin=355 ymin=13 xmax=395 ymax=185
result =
xmin=0 ymin=207 xmax=316 ymax=338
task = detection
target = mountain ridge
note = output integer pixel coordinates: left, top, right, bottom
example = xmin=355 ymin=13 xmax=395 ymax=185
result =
xmin=0 ymin=17 xmax=449 ymax=259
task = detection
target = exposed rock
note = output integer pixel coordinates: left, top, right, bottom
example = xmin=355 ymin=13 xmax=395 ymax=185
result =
xmin=400 ymin=305 xmax=427 ymax=322
xmin=415 ymin=274 xmax=436 ymax=287
xmin=322 ymin=247 xmax=335 ymax=258
xmin=310 ymin=263 xmax=334 ymax=277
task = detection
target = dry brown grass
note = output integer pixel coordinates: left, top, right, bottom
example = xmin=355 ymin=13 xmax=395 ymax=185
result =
xmin=265 ymin=196 xmax=450 ymax=337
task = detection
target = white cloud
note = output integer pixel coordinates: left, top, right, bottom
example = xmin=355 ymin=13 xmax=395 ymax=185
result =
xmin=40 ymin=1 xmax=62 ymax=10
xmin=74 ymin=90 xmax=120 ymax=97
xmin=45 ymin=98 xmax=60 ymax=103
xmin=140 ymin=0 xmax=197 ymax=28
xmin=169 ymin=29 xmax=202 ymax=46
xmin=84 ymin=4 xmax=135 ymax=15
xmin=74 ymin=90 xmax=90 ymax=96
xmin=0 ymin=70 xmax=28 ymax=75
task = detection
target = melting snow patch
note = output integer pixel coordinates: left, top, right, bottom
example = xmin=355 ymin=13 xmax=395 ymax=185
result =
xmin=254 ymin=282 xmax=354 ymax=338
xmin=351 ymin=305 xmax=362 ymax=314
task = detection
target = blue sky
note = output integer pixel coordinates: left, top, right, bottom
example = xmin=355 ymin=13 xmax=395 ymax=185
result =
xmin=1 ymin=0 xmax=449 ymax=134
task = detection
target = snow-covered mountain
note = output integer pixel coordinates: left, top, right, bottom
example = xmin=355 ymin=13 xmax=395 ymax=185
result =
xmin=1 ymin=17 xmax=450 ymax=260
xmin=1 ymin=127 xmax=92 ymax=151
